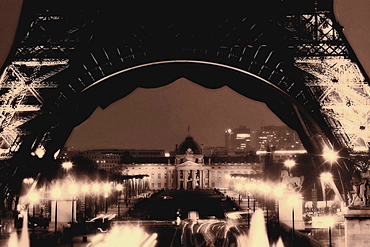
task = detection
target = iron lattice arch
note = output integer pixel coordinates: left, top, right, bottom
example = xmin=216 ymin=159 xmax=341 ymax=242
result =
xmin=0 ymin=0 xmax=369 ymax=206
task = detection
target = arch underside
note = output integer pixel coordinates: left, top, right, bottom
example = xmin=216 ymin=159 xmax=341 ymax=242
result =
xmin=1 ymin=0 xmax=368 ymax=204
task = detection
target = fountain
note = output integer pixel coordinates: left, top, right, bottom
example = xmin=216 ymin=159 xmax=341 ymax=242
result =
xmin=246 ymin=209 xmax=270 ymax=247
xmin=6 ymin=209 xmax=30 ymax=247
xmin=87 ymin=225 xmax=157 ymax=247
xmin=20 ymin=211 xmax=30 ymax=247
xmin=7 ymin=231 xmax=18 ymax=247
xmin=231 ymin=209 xmax=285 ymax=247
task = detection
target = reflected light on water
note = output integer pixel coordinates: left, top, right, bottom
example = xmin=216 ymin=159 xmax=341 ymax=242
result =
xmin=87 ymin=225 xmax=157 ymax=247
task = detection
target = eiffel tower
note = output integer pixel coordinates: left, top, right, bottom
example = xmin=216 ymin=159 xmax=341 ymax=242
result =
xmin=0 ymin=0 xmax=369 ymax=208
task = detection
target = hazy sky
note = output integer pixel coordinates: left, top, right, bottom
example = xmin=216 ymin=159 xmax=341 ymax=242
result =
xmin=65 ymin=79 xmax=284 ymax=151
xmin=65 ymin=0 xmax=370 ymax=152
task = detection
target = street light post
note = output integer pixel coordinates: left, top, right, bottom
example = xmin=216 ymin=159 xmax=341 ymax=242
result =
xmin=55 ymin=200 xmax=58 ymax=233
xmin=292 ymin=206 xmax=295 ymax=246
xmin=284 ymin=160 xmax=295 ymax=177
xmin=116 ymin=184 xmax=123 ymax=217
xmin=92 ymin=183 xmax=100 ymax=216
xmin=288 ymin=193 xmax=300 ymax=247
xmin=68 ymin=183 xmax=78 ymax=229
xmin=81 ymin=184 xmax=89 ymax=243
xmin=320 ymin=172 xmax=333 ymax=215
xmin=51 ymin=186 xmax=62 ymax=233
xmin=103 ymin=183 xmax=111 ymax=213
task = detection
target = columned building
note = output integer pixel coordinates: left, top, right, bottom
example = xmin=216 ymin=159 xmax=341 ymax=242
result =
xmin=125 ymin=135 xmax=263 ymax=191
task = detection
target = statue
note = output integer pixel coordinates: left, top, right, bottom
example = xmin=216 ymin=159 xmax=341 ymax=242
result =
xmin=281 ymin=170 xmax=304 ymax=192
xmin=350 ymin=177 xmax=370 ymax=207
xmin=185 ymin=148 xmax=195 ymax=162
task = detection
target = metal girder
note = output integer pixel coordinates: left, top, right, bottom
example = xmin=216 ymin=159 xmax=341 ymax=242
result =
xmin=0 ymin=59 xmax=69 ymax=157
xmin=295 ymin=56 xmax=370 ymax=152
xmin=278 ymin=4 xmax=370 ymax=155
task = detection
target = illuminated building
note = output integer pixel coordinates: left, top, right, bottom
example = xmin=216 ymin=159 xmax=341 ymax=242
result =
xmin=225 ymin=126 xmax=251 ymax=151
xmin=60 ymin=136 xmax=263 ymax=190
xmin=257 ymin=125 xmax=304 ymax=151
xmin=124 ymin=135 xmax=263 ymax=190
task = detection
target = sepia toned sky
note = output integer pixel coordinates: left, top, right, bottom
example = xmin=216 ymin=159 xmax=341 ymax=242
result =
xmin=61 ymin=1 xmax=370 ymax=151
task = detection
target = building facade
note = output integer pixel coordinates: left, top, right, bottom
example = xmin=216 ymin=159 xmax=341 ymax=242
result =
xmin=257 ymin=125 xmax=304 ymax=151
xmin=225 ymin=126 xmax=251 ymax=151
xmin=124 ymin=135 xmax=263 ymax=190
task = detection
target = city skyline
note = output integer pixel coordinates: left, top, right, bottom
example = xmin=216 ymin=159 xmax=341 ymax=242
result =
xmin=65 ymin=78 xmax=286 ymax=151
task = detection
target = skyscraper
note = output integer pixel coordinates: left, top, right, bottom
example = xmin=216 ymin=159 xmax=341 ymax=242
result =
xmin=257 ymin=125 xmax=304 ymax=151
xmin=225 ymin=126 xmax=251 ymax=151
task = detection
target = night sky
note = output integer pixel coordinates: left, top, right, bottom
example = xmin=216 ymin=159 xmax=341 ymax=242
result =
xmin=65 ymin=79 xmax=285 ymax=151
xmin=64 ymin=0 xmax=370 ymax=152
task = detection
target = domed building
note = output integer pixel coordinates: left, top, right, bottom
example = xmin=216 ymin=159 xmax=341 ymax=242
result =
xmin=124 ymin=135 xmax=264 ymax=190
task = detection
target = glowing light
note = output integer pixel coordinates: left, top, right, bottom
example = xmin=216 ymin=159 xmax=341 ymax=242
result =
xmin=34 ymin=146 xmax=46 ymax=158
xmin=287 ymin=193 xmax=301 ymax=207
xmin=245 ymin=209 xmax=269 ymax=247
xmin=92 ymin=183 xmax=100 ymax=193
xmin=284 ymin=160 xmax=295 ymax=168
xmin=89 ymin=225 xmax=157 ymax=247
xmin=62 ymin=161 xmax=73 ymax=170
xmin=320 ymin=172 xmax=333 ymax=183
xmin=323 ymin=148 xmax=338 ymax=163
xmin=68 ymin=183 xmax=78 ymax=195
xmin=51 ymin=186 xmax=62 ymax=199
xmin=235 ymin=183 xmax=242 ymax=190
xmin=273 ymin=185 xmax=284 ymax=198
xmin=23 ymin=177 xmax=34 ymax=184
xmin=27 ymin=192 xmax=40 ymax=204
xmin=82 ymin=184 xmax=90 ymax=193
xmin=323 ymin=216 xmax=336 ymax=228
xmin=116 ymin=184 xmax=123 ymax=191
xmin=103 ymin=183 xmax=111 ymax=192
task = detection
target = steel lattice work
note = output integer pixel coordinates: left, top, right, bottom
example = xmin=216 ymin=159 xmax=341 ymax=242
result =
xmin=279 ymin=7 xmax=370 ymax=154
xmin=0 ymin=59 xmax=68 ymax=157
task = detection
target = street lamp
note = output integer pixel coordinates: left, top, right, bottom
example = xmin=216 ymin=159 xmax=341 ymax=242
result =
xmin=287 ymin=193 xmax=300 ymax=247
xmin=23 ymin=177 xmax=34 ymax=185
xmin=27 ymin=191 xmax=40 ymax=234
xmin=92 ymin=183 xmax=100 ymax=216
xmin=285 ymin=160 xmax=295 ymax=176
xmin=103 ymin=183 xmax=111 ymax=213
xmin=81 ymin=183 xmax=90 ymax=242
xmin=273 ymin=185 xmax=285 ymax=222
xmin=323 ymin=148 xmax=338 ymax=165
xmin=235 ymin=183 xmax=242 ymax=205
xmin=51 ymin=186 xmax=62 ymax=233
xmin=116 ymin=184 xmax=123 ymax=217
xmin=68 ymin=183 xmax=78 ymax=228
xmin=62 ymin=161 xmax=73 ymax=171
xmin=259 ymin=183 xmax=271 ymax=223
xmin=323 ymin=216 xmax=335 ymax=247
xmin=320 ymin=172 xmax=333 ymax=214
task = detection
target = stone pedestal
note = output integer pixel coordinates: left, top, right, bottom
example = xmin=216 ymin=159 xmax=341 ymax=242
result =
xmin=49 ymin=200 xmax=76 ymax=232
xmin=343 ymin=208 xmax=370 ymax=247
xmin=279 ymin=193 xmax=305 ymax=230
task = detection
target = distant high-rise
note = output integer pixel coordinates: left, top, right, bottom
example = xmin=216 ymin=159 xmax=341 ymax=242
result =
xmin=225 ymin=126 xmax=251 ymax=151
xmin=257 ymin=125 xmax=304 ymax=151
